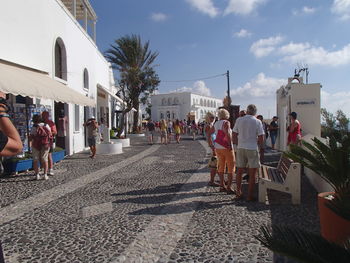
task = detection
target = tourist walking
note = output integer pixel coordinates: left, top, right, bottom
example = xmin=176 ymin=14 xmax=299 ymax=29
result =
xmin=173 ymin=119 xmax=181 ymax=143
xmin=191 ymin=120 xmax=198 ymax=140
xmin=146 ymin=119 xmax=155 ymax=144
xmin=205 ymin=112 xmax=219 ymax=187
xmin=269 ymin=116 xmax=279 ymax=150
xmin=233 ymin=104 xmax=264 ymax=201
xmin=160 ymin=119 xmax=168 ymax=145
xmin=30 ymin=114 xmax=52 ymax=180
xmin=167 ymin=119 xmax=173 ymax=143
xmin=210 ymin=108 xmax=235 ymax=193
xmin=287 ymin=112 xmax=302 ymax=147
xmin=42 ymin=111 xmax=57 ymax=175
xmin=0 ymin=92 xmax=22 ymax=156
xmin=84 ymin=116 xmax=99 ymax=159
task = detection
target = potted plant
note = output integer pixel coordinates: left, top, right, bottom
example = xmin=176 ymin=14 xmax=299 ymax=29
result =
xmin=284 ymin=136 xmax=350 ymax=244
xmin=3 ymin=152 xmax=33 ymax=174
xmin=254 ymin=135 xmax=350 ymax=262
xmin=52 ymin=147 xmax=65 ymax=163
xmin=255 ymin=224 xmax=350 ymax=263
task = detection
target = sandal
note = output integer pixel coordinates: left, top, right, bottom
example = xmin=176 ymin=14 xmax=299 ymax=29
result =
xmin=226 ymin=188 xmax=236 ymax=195
xmin=219 ymin=187 xmax=227 ymax=192
xmin=208 ymin=182 xmax=220 ymax=187
xmin=234 ymin=194 xmax=244 ymax=201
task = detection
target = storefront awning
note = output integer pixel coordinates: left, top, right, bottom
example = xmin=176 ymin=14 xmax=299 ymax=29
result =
xmin=0 ymin=60 xmax=95 ymax=106
xmin=97 ymin=84 xmax=125 ymax=104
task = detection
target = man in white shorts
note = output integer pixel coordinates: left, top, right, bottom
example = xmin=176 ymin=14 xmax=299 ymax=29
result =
xmin=232 ymin=104 xmax=264 ymax=201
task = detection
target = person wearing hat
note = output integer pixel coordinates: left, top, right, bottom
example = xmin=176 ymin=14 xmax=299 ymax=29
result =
xmin=269 ymin=116 xmax=279 ymax=150
xmin=287 ymin=112 xmax=301 ymax=146
xmin=84 ymin=116 xmax=99 ymax=158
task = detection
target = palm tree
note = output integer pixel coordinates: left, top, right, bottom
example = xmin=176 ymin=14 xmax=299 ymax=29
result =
xmin=105 ymin=35 xmax=160 ymax=134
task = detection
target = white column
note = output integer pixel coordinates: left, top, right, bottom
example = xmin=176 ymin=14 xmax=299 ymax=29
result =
xmin=72 ymin=0 xmax=77 ymax=17
xmin=84 ymin=5 xmax=88 ymax=31
xmin=93 ymin=20 xmax=96 ymax=43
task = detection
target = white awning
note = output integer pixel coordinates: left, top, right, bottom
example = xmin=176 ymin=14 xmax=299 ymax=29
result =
xmin=0 ymin=60 xmax=95 ymax=106
xmin=97 ymin=84 xmax=125 ymax=104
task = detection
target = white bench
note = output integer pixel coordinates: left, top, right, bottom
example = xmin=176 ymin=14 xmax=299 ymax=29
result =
xmin=258 ymin=155 xmax=301 ymax=204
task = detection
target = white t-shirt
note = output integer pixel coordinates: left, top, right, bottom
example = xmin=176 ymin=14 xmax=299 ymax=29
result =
xmin=233 ymin=115 xmax=264 ymax=150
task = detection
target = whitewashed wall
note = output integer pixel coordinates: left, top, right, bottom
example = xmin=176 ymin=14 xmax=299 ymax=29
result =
xmin=0 ymin=0 xmax=113 ymax=154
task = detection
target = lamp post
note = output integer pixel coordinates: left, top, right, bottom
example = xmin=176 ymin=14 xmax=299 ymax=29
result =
xmin=227 ymin=70 xmax=230 ymax=105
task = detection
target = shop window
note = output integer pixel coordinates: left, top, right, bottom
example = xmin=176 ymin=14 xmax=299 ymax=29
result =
xmin=160 ymin=112 xmax=164 ymax=119
xmin=74 ymin=104 xmax=80 ymax=132
xmin=166 ymin=111 xmax=170 ymax=119
xmin=83 ymin=68 xmax=89 ymax=91
xmin=54 ymin=38 xmax=67 ymax=81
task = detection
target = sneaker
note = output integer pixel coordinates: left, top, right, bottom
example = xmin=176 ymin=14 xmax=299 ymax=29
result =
xmin=43 ymin=174 xmax=49 ymax=180
xmin=48 ymin=169 xmax=54 ymax=176
xmin=35 ymin=174 xmax=41 ymax=180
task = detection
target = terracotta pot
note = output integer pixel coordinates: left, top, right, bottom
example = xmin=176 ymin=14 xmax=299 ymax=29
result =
xmin=318 ymin=192 xmax=350 ymax=244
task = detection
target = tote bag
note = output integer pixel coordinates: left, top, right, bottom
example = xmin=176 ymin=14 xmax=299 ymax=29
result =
xmin=214 ymin=121 xmax=231 ymax=149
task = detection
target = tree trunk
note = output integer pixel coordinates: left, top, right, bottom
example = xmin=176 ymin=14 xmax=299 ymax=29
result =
xmin=132 ymin=100 xmax=140 ymax=133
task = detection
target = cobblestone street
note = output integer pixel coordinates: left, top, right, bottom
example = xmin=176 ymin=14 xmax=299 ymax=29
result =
xmin=0 ymin=136 xmax=319 ymax=263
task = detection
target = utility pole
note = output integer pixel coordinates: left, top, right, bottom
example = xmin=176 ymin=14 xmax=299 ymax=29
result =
xmin=226 ymin=70 xmax=230 ymax=105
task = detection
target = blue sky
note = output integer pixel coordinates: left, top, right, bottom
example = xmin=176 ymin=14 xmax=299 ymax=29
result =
xmin=90 ymin=0 xmax=350 ymax=118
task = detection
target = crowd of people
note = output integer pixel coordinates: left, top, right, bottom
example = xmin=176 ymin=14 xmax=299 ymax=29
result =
xmin=145 ymin=118 xmax=207 ymax=145
xmin=205 ymin=107 xmax=301 ymax=202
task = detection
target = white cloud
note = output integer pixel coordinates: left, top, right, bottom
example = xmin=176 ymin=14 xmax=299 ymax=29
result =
xmin=250 ymin=36 xmax=284 ymax=58
xmin=280 ymin=43 xmax=350 ymax=66
xmin=171 ymin=80 xmax=211 ymax=96
xmin=293 ymin=6 xmax=316 ymax=15
xmin=185 ymin=0 xmax=219 ymax=17
xmin=231 ymin=73 xmax=285 ymax=98
xmin=332 ymin=0 xmax=350 ymax=20
xmin=150 ymin=12 xmax=168 ymax=22
xmin=302 ymin=6 xmax=316 ymax=14
xmin=234 ymin=29 xmax=252 ymax=38
xmin=278 ymin=42 xmax=311 ymax=55
xmin=251 ymin=36 xmax=350 ymax=67
xmin=224 ymin=0 xmax=266 ymax=15
xmin=321 ymin=90 xmax=350 ymax=116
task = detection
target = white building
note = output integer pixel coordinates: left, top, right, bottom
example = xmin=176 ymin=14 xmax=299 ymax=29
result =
xmin=276 ymin=76 xmax=321 ymax=152
xmin=0 ymin=0 xmax=120 ymax=155
xmin=151 ymin=92 xmax=223 ymax=122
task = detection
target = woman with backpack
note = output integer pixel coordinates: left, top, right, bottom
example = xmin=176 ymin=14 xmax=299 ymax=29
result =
xmin=30 ymin=114 xmax=52 ymax=180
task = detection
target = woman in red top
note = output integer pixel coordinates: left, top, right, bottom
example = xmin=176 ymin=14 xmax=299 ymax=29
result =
xmin=287 ymin=112 xmax=302 ymax=146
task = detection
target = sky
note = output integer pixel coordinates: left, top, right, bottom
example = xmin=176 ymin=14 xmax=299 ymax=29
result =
xmin=90 ymin=0 xmax=350 ymax=118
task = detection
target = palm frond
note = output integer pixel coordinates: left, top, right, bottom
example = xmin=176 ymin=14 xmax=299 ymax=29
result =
xmin=255 ymin=225 xmax=350 ymax=263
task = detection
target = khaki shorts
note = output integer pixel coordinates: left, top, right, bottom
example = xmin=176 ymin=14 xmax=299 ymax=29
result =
xmin=236 ymin=148 xmax=260 ymax=168
xmin=32 ymin=147 xmax=49 ymax=162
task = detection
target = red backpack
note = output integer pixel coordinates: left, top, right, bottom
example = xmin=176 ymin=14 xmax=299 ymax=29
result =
xmin=32 ymin=125 xmax=52 ymax=150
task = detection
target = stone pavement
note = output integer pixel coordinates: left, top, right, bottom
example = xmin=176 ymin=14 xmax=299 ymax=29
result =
xmin=0 ymin=135 xmax=320 ymax=263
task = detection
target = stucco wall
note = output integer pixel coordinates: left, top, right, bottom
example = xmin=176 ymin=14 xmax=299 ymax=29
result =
xmin=0 ymin=0 xmax=113 ymax=154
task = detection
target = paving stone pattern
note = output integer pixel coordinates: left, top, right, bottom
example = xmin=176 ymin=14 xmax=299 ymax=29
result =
xmin=0 ymin=135 xmax=319 ymax=262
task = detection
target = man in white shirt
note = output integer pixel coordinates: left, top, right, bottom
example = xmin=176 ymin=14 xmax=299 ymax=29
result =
xmin=232 ymin=104 xmax=264 ymax=201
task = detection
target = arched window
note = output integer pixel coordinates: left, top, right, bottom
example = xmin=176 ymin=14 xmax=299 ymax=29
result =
xmin=168 ymin=98 xmax=172 ymax=105
xmin=214 ymin=101 xmax=216 ymax=108
xmin=162 ymin=98 xmax=167 ymax=105
xmin=160 ymin=112 xmax=164 ymax=119
xmin=174 ymin=97 xmax=179 ymax=104
xmin=166 ymin=111 xmax=171 ymax=119
xmin=54 ymin=38 xmax=67 ymax=81
xmin=200 ymin=98 xmax=203 ymax=106
xmin=83 ymin=68 xmax=89 ymax=90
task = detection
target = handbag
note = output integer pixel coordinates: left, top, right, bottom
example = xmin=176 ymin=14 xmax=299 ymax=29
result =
xmin=208 ymin=155 xmax=217 ymax=168
xmin=214 ymin=121 xmax=231 ymax=149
